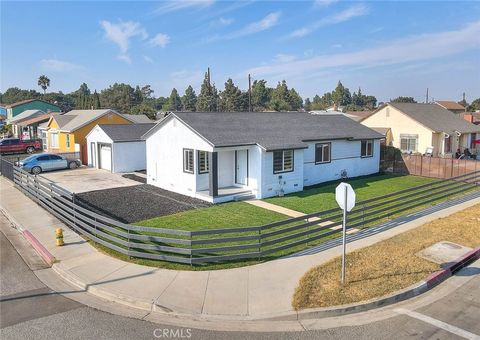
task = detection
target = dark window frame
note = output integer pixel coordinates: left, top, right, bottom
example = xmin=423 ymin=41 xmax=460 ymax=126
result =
xmin=273 ymin=149 xmax=295 ymax=174
xmin=197 ymin=150 xmax=209 ymax=174
xmin=315 ymin=142 xmax=331 ymax=164
xmin=183 ymin=148 xmax=194 ymax=174
xmin=361 ymin=139 xmax=374 ymax=158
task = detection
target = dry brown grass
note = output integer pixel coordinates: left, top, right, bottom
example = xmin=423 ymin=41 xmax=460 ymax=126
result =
xmin=292 ymin=204 xmax=480 ymax=310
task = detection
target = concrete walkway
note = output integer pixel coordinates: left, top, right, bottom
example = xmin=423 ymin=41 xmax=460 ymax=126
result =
xmin=246 ymin=199 xmax=360 ymax=234
xmin=1 ymin=176 xmax=479 ymax=320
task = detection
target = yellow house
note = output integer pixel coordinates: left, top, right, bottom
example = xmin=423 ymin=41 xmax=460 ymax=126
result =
xmin=361 ymin=103 xmax=480 ymax=157
xmin=45 ymin=109 xmax=136 ymax=163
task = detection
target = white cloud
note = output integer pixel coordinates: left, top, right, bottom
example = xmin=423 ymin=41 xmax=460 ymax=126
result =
xmin=154 ymin=0 xmax=215 ymax=15
xmin=40 ymin=59 xmax=83 ymax=72
xmin=247 ymin=21 xmax=480 ymax=80
xmin=150 ymin=33 xmax=170 ymax=48
xmin=313 ymin=0 xmax=338 ymax=8
xmin=210 ymin=17 xmax=234 ymax=27
xmin=144 ymin=56 xmax=154 ymax=63
xmin=274 ymin=54 xmax=296 ymax=63
xmin=208 ymin=11 xmax=280 ymax=41
xmin=100 ymin=20 xmax=148 ymax=63
xmin=289 ymin=4 xmax=368 ymax=38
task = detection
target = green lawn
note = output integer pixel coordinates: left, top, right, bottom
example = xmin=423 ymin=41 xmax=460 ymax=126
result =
xmin=137 ymin=201 xmax=287 ymax=231
xmin=265 ymin=174 xmax=437 ymax=214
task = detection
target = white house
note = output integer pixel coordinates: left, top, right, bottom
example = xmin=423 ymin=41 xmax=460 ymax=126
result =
xmin=86 ymin=123 xmax=155 ymax=173
xmin=143 ymin=112 xmax=383 ymax=203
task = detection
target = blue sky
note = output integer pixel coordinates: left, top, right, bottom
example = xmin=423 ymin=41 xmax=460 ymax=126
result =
xmin=1 ymin=0 xmax=480 ymax=103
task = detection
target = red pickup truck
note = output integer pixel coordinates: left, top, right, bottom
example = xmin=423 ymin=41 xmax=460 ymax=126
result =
xmin=0 ymin=138 xmax=42 ymax=154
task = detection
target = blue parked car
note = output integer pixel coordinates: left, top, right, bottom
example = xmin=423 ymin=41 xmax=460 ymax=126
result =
xmin=16 ymin=153 xmax=81 ymax=175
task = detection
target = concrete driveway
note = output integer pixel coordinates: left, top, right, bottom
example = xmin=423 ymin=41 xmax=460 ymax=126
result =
xmin=39 ymin=167 xmax=139 ymax=193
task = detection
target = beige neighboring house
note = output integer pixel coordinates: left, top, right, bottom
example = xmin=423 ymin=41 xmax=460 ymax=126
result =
xmin=434 ymin=101 xmax=465 ymax=114
xmin=361 ymin=102 xmax=480 ymax=157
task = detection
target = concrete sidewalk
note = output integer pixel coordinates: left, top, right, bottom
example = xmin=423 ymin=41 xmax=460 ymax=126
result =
xmin=1 ymin=176 xmax=479 ymax=320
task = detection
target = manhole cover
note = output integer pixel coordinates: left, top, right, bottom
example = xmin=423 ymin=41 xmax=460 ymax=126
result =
xmin=416 ymin=241 xmax=472 ymax=267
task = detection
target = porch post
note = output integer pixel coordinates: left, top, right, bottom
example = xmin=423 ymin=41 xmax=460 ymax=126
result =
xmin=209 ymin=151 xmax=218 ymax=197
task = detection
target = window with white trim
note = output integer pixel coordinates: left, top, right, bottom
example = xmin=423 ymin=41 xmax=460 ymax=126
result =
xmin=315 ymin=143 xmax=331 ymax=164
xmin=66 ymin=133 xmax=70 ymax=148
xmin=361 ymin=140 xmax=373 ymax=157
xmin=198 ymin=150 xmax=209 ymax=174
xmin=50 ymin=131 xmax=59 ymax=148
xmin=183 ymin=149 xmax=194 ymax=173
xmin=273 ymin=150 xmax=294 ymax=174
xmin=399 ymin=134 xmax=418 ymax=152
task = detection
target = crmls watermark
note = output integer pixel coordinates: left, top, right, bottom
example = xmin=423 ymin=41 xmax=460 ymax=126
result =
xmin=153 ymin=328 xmax=192 ymax=339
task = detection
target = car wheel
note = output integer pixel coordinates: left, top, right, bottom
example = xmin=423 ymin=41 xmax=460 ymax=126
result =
xmin=68 ymin=161 xmax=78 ymax=169
xmin=26 ymin=146 xmax=35 ymax=154
xmin=31 ymin=166 xmax=42 ymax=175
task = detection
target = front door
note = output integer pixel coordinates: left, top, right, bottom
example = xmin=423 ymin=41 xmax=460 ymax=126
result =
xmin=235 ymin=150 xmax=248 ymax=186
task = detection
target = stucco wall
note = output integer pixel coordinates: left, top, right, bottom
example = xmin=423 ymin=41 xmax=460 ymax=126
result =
xmin=303 ymin=139 xmax=380 ymax=186
xmin=85 ymin=125 xmax=111 ymax=167
xmin=261 ymin=149 xmax=304 ymax=198
xmin=362 ymin=105 xmax=435 ymax=155
xmin=146 ymin=117 xmax=213 ymax=198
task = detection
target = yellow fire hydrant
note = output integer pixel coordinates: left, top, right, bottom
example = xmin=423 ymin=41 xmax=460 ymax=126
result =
xmin=55 ymin=228 xmax=64 ymax=246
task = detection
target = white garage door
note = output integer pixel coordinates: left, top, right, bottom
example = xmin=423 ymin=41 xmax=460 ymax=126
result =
xmin=100 ymin=145 xmax=112 ymax=171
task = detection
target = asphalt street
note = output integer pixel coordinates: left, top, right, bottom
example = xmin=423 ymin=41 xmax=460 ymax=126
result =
xmin=1 ymin=213 xmax=479 ymax=340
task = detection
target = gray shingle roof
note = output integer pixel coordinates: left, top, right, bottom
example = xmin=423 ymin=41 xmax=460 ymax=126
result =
xmin=149 ymin=112 xmax=383 ymax=150
xmin=121 ymin=114 xmax=152 ymax=123
xmin=54 ymin=109 xmax=135 ymax=131
xmin=99 ymin=123 xmax=156 ymax=142
xmin=11 ymin=110 xmax=45 ymax=123
xmin=388 ymin=103 xmax=479 ymax=134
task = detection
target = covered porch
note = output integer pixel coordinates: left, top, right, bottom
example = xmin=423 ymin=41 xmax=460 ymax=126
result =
xmin=195 ymin=147 xmax=257 ymax=203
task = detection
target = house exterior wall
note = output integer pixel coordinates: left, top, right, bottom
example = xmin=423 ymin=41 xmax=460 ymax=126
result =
xmin=85 ymin=126 xmax=112 ymax=167
xmin=46 ymin=112 xmax=131 ymax=153
xmin=7 ymin=100 xmax=61 ymax=121
xmin=113 ymin=141 xmax=146 ymax=173
xmin=45 ymin=119 xmax=76 ymax=152
xmin=146 ymin=117 xmax=213 ymax=198
xmin=260 ymin=149 xmax=304 ymax=199
xmin=362 ymin=105 xmax=435 ymax=155
xmin=303 ymin=139 xmax=380 ymax=186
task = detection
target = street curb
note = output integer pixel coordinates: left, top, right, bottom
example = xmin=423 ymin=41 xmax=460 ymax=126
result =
xmin=22 ymin=230 xmax=56 ymax=266
xmin=1 ymin=206 xmax=56 ymax=267
xmin=265 ymin=247 xmax=480 ymax=321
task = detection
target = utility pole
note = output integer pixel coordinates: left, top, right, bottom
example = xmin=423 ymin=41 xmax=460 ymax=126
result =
xmin=248 ymin=74 xmax=252 ymax=112
xmin=463 ymin=92 xmax=467 ymax=112
xmin=425 ymin=88 xmax=429 ymax=104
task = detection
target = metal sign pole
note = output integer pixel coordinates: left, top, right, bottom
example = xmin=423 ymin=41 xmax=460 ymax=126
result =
xmin=341 ymin=185 xmax=347 ymax=284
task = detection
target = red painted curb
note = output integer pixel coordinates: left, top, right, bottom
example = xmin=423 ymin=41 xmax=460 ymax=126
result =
xmin=425 ymin=246 xmax=480 ymax=288
xmin=22 ymin=230 xmax=56 ymax=266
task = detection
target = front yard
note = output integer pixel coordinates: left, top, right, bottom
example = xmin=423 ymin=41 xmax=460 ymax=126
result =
xmin=265 ymin=174 xmax=437 ymax=214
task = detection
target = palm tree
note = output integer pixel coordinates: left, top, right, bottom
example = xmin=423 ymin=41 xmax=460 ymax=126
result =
xmin=38 ymin=75 xmax=50 ymax=94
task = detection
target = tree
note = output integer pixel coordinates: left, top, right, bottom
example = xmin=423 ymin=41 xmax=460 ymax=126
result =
xmin=304 ymin=98 xmax=312 ymax=111
xmin=391 ymin=96 xmax=417 ymax=103
xmin=196 ymin=71 xmax=218 ymax=112
xmin=332 ymin=81 xmax=352 ymax=107
xmin=73 ymin=83 xmax=91 ymax=109
xmin=141 ymin=85 xmax=154 ymax=100
xmin=218 ymin=78 xmax=247 ymax=112
xmin=100 ymin=83 xmax=136 ymax=113
xmin=251 ymin=79 xmax=271 ymax=111
xmin=37 ymin=75 xmax=50 ymax=94
xmin=270 ymin=80 xmax=292 ymax=111
xmin=288 ymin=88 xmax=303 ymax=111
xmin=467 ymin=98 xmax=480 ymax=112
xmin=181 ymin=85 xmax=197 ymax=111
xmin=92 ymin=90 xmax=101 ymax=109
xmin=130 ymin=102 xmax=156 ymax=120
xmin=0 ymin=87 xmax=41 ymax=104
xmin=163 ymin=88 xmax=182 ymax=111
xmin=43 ymin=92 xmax=75 ymax=112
